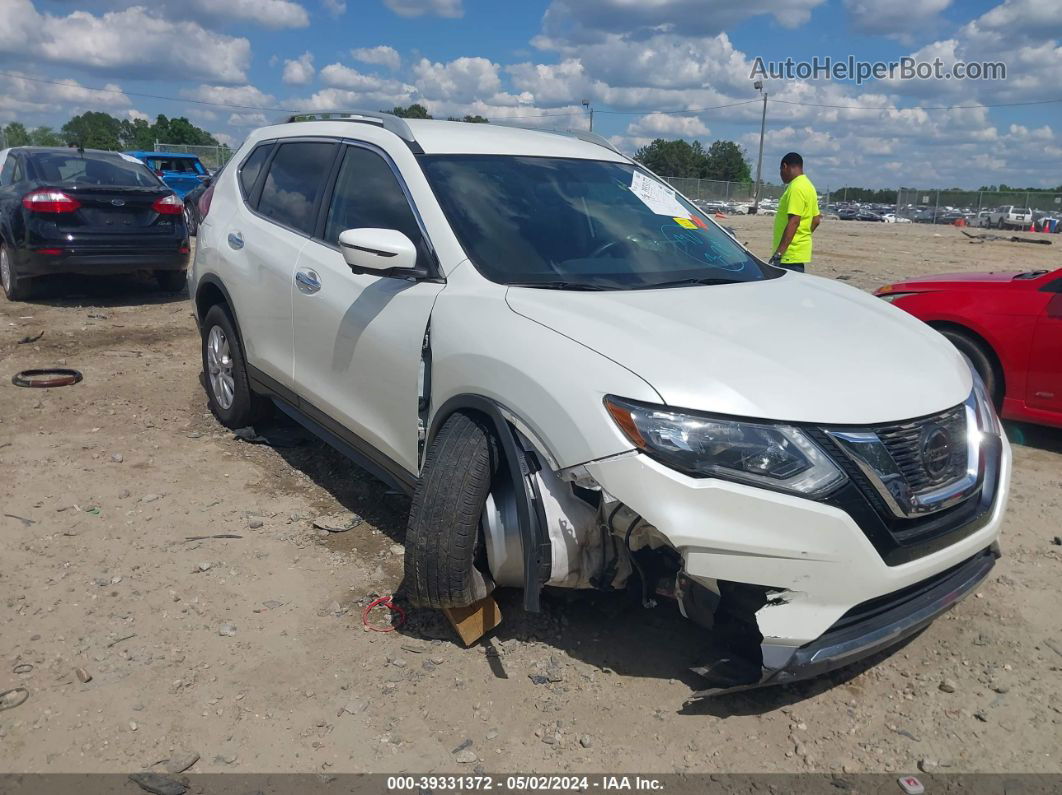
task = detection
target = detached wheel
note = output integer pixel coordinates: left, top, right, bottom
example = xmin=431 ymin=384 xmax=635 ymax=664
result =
xmin=1 ymin=243 xmax=34 ymax=301
xmin=940 ymin=328 xmax=1003 ymax=408
xmin=200 ymin=304 xmax=272 ymax=428
xmin=156 ymin=269 xmax=187 ymax=292
xmin=404 ymin=412 xmax=500 ymax=608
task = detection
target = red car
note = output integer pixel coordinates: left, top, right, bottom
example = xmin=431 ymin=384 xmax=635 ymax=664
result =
xmin=876 ymin=267 xmax=1062 ymax=428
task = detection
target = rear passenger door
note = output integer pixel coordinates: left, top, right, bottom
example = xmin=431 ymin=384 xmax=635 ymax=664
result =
xmin=225 ymin=139 xmax=338 ymax=388
xmin=291 ymin=141 xmax=445 ymax=480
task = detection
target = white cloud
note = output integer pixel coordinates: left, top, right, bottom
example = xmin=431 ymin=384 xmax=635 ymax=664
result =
xmin=351 ymin=45 xmax=401 ymax=71
xmin=228 ymin=112 xmax=270 ymax=127
xmin=181 ymin=0 xmax=309 ymax=29
xmin=322 ymin=0 xmax=347 ymax=16
xmin=0 ymin=71 xmax=131 ymax=123
xmin=384 ymin=0 xmax=463 ymax=17
xmin=844 ymin=0 xmax=951 ymax=40
xmin=537 ymin=0 xmax=825 ymax=45
xmin=0 ymin=0 xmax=251 ymax=82
xmin=182 ymin=84 xmax=277 ymax=110
xmin=126 ymin=109 xmax=149 ymax=122
xmin=627 ymin=113 xmax=710 ymax=138
xmin=282 ymin=52 xmax=315 ymax=85
xmin=975 ymin=0 xmax=1062 ymax=39
xmin=413 ymin=57 xmax=502 ymax=102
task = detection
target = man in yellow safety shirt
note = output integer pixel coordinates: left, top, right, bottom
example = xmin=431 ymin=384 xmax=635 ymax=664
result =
xmin=769 ymin=152 xmax=821 ymax=273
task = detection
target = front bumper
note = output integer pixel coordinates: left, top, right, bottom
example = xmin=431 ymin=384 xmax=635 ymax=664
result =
xmin=585 ymin=432 xmax=1010 ymax=693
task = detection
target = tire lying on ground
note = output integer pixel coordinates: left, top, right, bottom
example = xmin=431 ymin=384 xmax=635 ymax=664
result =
xmin=403 ymin=411 xmax=500 ymax=608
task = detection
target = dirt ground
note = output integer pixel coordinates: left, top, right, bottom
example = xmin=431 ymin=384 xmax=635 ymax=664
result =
xmin=1 ymin=218 xmax=1060 ymax=777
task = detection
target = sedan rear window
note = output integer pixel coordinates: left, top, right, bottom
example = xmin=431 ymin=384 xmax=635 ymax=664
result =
xmin=28 ymin=152 xmax=161 ymax=188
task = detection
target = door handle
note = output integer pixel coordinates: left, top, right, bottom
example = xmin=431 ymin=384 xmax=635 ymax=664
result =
xmin=227 ymin=231 xmax=244 ymax=250
xmin=295 ymin=269 xmax=321 ymax=294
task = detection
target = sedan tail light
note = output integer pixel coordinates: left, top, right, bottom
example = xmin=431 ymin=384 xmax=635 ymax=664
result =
xmin=22 ymin=190 xmax=81 ymax=214
xmin=152 ymin=194 xmax=183 ymax=215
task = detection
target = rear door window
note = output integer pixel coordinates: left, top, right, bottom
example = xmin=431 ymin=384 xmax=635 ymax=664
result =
xmin=238 ymin=144 xmax=273 ymax=202
xmin=256 ymin=141 xmax=336 ymax=234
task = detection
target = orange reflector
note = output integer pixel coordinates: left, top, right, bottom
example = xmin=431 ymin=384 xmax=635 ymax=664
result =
xmin=604 ymin=399 xmax=646 ymax=448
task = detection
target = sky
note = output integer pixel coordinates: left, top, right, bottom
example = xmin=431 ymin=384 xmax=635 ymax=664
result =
xmin=1 ymin=0 xmax=1060 ymax=189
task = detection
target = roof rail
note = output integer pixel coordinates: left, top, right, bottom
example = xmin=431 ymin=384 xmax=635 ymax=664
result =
xmin=281 ymin=110 xmax=418 ymax=146
xmin=489 ymin=121 xmax=625 ymax=156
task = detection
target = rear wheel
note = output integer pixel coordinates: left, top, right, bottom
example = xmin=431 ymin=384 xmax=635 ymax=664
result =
xmin=403 ymin=412 xmax=500 ymax=608
xmin=200 ymin=304 xmax=272 ymax=428
xmin=1 ymin=243 xmax=34 ymax=301
xmin=155 ymin=269 xmax=187 ymax=292
xmin=940 ymin=328 xmax=1003 ymax=408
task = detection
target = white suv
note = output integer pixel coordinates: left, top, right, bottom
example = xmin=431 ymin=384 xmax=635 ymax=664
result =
xmin=190 ymin=112 xmax=1010 ymax=697
xmin=988 ymin=205 xmax=1033 ymax=230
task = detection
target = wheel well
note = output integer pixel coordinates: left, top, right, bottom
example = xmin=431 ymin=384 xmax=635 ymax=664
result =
xmin=928 ymin=321 xmax=1005 ymax=395
xmin=195 ymin=281 xmax=228 ymax=324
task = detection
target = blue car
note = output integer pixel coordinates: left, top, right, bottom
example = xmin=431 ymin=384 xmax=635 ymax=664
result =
xmin=124 ymin=152 xmax=209 ymax=199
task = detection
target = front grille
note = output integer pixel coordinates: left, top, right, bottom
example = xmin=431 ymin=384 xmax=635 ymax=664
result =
xmin=874 ymin=405 xmax=967 ymax=492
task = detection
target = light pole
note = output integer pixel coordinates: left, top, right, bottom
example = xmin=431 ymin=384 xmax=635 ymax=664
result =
xmin=752 ymin=79 xmax=768 ymax=215
xmin=582 ymin=99 xmax=594 ymax=132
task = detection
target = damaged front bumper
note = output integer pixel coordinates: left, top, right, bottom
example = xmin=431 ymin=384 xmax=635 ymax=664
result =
xmin=583 ymin=438 xmax=1010 ymax=698
xmin=690 ymin=544 xmax=998 ymax=698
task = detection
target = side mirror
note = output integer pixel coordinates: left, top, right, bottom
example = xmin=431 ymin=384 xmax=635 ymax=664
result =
xmin=338 ymin=228 xmax=420 ymax=277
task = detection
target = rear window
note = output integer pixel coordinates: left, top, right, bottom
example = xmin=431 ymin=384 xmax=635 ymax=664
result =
xmin=28 ymin=152 xmax=161 ymax=188
xmin=147 ymin=157 xmax=206 ymax=175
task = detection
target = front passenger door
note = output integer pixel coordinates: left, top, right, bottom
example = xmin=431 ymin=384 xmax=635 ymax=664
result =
xmin=292 ymin=142 xmax=445 ymax=479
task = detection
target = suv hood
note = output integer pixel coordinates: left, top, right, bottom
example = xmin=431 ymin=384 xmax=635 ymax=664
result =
xmin=506 ymin=274 xmax=971 ymax=425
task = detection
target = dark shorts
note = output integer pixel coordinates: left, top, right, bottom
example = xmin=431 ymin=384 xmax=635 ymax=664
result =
xmin=780 ymin=263 xmax=806 ymax=273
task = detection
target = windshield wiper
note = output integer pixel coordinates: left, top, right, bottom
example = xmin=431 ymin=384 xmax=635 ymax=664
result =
xmin=507 ymin=281 xmax=610 ymax=291
xmin=636 ymin=277 xmax=740 ymax=289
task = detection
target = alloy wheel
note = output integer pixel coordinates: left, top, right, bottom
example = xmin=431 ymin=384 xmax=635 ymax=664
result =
xmin=206 ymin=325 xmax=235 ymax=410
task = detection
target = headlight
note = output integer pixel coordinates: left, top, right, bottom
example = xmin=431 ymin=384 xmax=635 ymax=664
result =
xmin=967 ymin=363 xmax=1002 ymax=436
xmin=877 ymin=291 xmax=918 ymax=303
xmin=604 ymin=396 xmax=847 ymax=497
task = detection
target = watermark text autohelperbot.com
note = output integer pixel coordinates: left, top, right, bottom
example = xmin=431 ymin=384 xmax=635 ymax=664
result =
xmin=751 ymin=56 xmax=1006 ymax=85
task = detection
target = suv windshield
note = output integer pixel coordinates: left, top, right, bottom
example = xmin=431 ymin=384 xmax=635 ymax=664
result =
xmin=420 ymin=155 xmax=775 ymax=289
xmin=27 ymin=151 xmax=162 ymax=189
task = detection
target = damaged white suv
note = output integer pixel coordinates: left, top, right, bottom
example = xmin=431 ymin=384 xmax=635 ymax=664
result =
xmin=190 ymin=112 xmax=1010 ymax=697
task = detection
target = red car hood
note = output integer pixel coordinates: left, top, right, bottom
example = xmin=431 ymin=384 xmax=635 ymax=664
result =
xmin=881 ymin=270 xmax=1038 ymax=292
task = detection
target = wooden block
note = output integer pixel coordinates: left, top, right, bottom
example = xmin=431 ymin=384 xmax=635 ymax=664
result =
xmin=442 ymin=595 xmax=502 ymax=646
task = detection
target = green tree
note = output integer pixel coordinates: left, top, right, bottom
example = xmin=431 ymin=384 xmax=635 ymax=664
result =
xmin=3 ymin=122 xmax=31 ymax=147
xmin=29 ymin=127 xmax=64 ymax=147
xmin=389 ymin=104 xmax=432 ymax=119
xmin=119 ymin=118 xmax=155 ymax=150
xmin=62 ymin=111 xmax=124 ymax=150
xmin=462 ymin=114 xmax=489 ymax=123
xmin=702 ymin=140 xmax=751 ymax=182
xmin=633 ymin=139 xmax=706 ymax=178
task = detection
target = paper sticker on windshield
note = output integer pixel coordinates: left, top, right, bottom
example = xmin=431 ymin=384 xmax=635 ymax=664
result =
xmin=118 ymin=153 xmax=145 ymax=164
xmin=673 ymin=217 xmax=697 ymax=229
xmin=630 ymin=171 xmax=687 ymax=216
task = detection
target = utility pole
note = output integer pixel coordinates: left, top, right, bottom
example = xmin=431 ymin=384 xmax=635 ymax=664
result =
xmin=751 ymin=80 xmax=768 ymax=215
xmin=582 ymin=100 xmax=594 ymax=132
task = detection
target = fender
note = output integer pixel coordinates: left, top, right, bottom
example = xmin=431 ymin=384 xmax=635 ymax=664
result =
xmin=430 ymin=394 xmax=551 ymax=613
xmin=194 ymin=272 xmax=241 ymax=335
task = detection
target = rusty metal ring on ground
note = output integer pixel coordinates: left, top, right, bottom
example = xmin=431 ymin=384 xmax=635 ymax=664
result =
xmin=0 ymin=688 xmax=29 ymax=711
xmin=12 ymin=369 xmax=83 ymax=388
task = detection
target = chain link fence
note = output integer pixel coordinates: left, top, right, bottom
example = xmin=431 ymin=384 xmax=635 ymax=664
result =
xmin=154 ymin=142 xmax=238 ymax=171
xmin=662 ymin=177 xmax=787 ymax=205
xmin=895 ymin=187 xmax=1062 ymax=221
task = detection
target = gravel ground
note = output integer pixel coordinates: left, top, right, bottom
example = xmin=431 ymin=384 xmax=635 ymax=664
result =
xmin=0 ymin=217 xmax=1060 ymax=776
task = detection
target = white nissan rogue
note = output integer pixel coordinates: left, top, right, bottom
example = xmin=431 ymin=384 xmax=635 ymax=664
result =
xmin=190 ymin=112 xmax=1010 ymax=697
